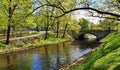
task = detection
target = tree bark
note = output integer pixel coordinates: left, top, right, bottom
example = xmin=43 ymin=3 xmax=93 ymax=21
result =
xmin=44 ymin=15 xmax=49 ymax=39
xmin=45 ymin=26 xmax=49 ymax=39
xmin=56 ymin=21 xmax=59 ymax=38
xmin=62 ymin=23 xmax=68 ymax=38
xmin=6 ymin=0 xmax=12 ymax=44
xmin=55 ymin=7 xmax=120 ymax=19
xmin=6 ymin=24 xmax=11 ymax=44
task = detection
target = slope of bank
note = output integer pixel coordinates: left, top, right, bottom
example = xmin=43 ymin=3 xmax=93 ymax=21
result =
xmin=71 ymin=32 xmax=120 ymax=70
xmin=0 ymin=32 xmax=73 ymax=54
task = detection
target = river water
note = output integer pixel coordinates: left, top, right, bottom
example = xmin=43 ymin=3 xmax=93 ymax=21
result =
xmin=0 ymin=40 xmax=100 ymax=70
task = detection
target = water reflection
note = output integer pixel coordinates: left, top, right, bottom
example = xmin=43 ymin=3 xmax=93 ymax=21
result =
xmin=0 ymin=40 xmax=100 ymax=70
xmin=62 ymin=43 xmax=71 ymax=63
xmin=31 ymin=54 xmax=42 ymax=70
xmin=6 ymin=55 xmax=11 ymax=67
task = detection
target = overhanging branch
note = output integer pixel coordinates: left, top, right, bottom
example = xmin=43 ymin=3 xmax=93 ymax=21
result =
xmin=25 ymin=4 xmax=47 ymax=18
xmin=25 ymin=2 xmax=120 ymax=21
xmin=55 ymin=7 xmax=120 ymax=18
xmin=88 ymin=11 xmax=120 ymax=21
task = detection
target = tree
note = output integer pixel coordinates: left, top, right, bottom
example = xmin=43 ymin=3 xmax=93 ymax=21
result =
xmin=42 ymin=0 xmax=120 ymax=21
xmin=0 ymin=0 xmax=119 ymax=44
xmin=79 ymin=18 xmax=89 ymax=30
xmin=99 ymin=18 xmax=120 ymax=30
xmin=0 ymin=0 xmax=32 ymax=44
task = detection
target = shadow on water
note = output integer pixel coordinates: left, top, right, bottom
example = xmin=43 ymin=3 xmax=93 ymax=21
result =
xmin=0 ymin=39 xmax=101 ymax=70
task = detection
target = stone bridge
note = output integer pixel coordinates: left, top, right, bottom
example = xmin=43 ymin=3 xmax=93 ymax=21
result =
xmin=76 ymin=30 xmax=117 ymax=40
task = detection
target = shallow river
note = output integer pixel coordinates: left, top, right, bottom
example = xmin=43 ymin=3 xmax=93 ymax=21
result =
xmin=0 ymin=40 xmax=100 ymax=70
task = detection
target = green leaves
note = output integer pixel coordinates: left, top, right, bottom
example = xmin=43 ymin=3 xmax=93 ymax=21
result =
xmin=79 ymin=18 xmax=90 ymax=30
xmin=0 ymin=42 xmax=5 ymax=48
xmin=99 ymin=18 xmax=120 ymax=30
xmin=71 ymin=32 xmax=120 ymax=70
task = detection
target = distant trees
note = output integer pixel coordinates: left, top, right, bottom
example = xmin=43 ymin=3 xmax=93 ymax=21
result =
xmin=34 ymin=0 xmax=120 ymax=30
xmin=99 ymin=18 xmax=120 ymax=30
xmin=78 ymin=18 xmax=90 ymax=30
xmin=0 ymin=0 xmax=119 ymax=44
xmin=0 ymin=0 xmax=32 ymax=44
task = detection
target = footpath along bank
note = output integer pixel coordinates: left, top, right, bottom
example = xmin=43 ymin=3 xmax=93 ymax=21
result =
xmin=0 ymin=31 xmax=74 ymax=55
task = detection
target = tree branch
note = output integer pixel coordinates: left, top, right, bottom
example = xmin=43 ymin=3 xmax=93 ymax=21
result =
xmin=24 ymin=2 xmax=120 ymax=21
xmin=54 ymin=7 xmax=120 ymax=18
xmin=25 ymin=4 xmax=47 ymax=18
xmin=25 ymin=3 xmax=65 ymax=18
xmin=88 ymin=11 xmax=120 ymax=21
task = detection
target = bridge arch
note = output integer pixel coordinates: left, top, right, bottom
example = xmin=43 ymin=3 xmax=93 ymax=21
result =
xmin=77 ymin=32 xmax=98 ymax=40
xmin=76 ymin=30 xmax=116 ymax=40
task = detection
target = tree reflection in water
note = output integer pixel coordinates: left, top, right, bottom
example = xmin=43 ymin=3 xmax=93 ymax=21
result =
xmin=0 ymin=40 xmax=100 ymax=70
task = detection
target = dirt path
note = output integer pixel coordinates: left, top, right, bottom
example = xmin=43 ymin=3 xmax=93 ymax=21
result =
xmin=0 ymin=31 xmax=46 ymax=41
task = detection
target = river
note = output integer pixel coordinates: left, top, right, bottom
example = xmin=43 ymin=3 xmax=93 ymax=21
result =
xmin=0 ymin=40 xmax=100 ymax=70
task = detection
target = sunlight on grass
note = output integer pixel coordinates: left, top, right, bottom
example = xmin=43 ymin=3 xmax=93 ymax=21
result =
xmin=70 ymin=32 xmax=120 ymax=70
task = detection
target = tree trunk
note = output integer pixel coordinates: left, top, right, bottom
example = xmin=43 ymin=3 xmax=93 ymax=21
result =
xmin=36 ymin=25 xmax=39 ymax=32
xmin=44 ymin=17 xmax=49 ymax=39
xmin=6 ymin=0 xmax=12 ymax=44
xmin=45 ymin=26 xmax=49 ymax=39
xmin=6 ymin=24 xmax=11 ymax=44
xmin=56 ymin=22 xmax=59 ymax=38
xmin=62 ymin=23 xmax=68 ymax=38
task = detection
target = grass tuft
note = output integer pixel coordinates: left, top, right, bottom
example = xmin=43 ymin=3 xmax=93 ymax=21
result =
xmin=70 ymin=32 xmax=120 ymax=70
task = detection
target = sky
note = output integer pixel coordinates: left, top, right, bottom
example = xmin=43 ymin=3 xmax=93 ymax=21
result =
xmin=73 ymin=0 xmax=105 ymax=24
xmin=72 ymin=10 xmax=100 ymax=24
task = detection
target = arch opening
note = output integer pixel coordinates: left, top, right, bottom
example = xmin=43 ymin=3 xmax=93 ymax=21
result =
xmin=84 ymin=33 xmax=97 ymax=40
xmin=77 ymin=33 xmax=97 ymax=40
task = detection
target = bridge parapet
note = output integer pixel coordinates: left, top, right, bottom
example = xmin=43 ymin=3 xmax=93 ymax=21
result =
xmin=76 ymin=30 xmax=117 ymax=40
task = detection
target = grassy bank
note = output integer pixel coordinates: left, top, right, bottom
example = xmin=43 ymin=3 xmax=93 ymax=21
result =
xmin=0 ymin=32 xmax=73 ymax=53
xmin=71 ymin=32 xmax=120 ymax=70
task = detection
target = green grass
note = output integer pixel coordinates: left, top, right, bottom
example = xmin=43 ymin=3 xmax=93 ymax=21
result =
xmin=0 ymin=31 xmax=72 ymax=51
xmin=23 ymin=32 xmax=71 ymax=48
xmin=41 ymin=38 xmax=64 ymax=44
xmin=70 ymin=32 xmax=120 ymax=70
xmin=0 ymin=42 xmax=5 ymax=48
xmin=30 ymin=37 xmax=66 ymax=47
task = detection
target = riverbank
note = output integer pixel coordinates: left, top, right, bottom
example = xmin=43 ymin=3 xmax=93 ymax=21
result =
xmin=0 ymin=32 xmax=74 ymax=55
xmin=59 ymin=46 xmax=100 ymax=70
xmin=0 ymin=39 xmax=74 ymax=55
xmin=70 ymin=32 xmax=120 ymax=70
